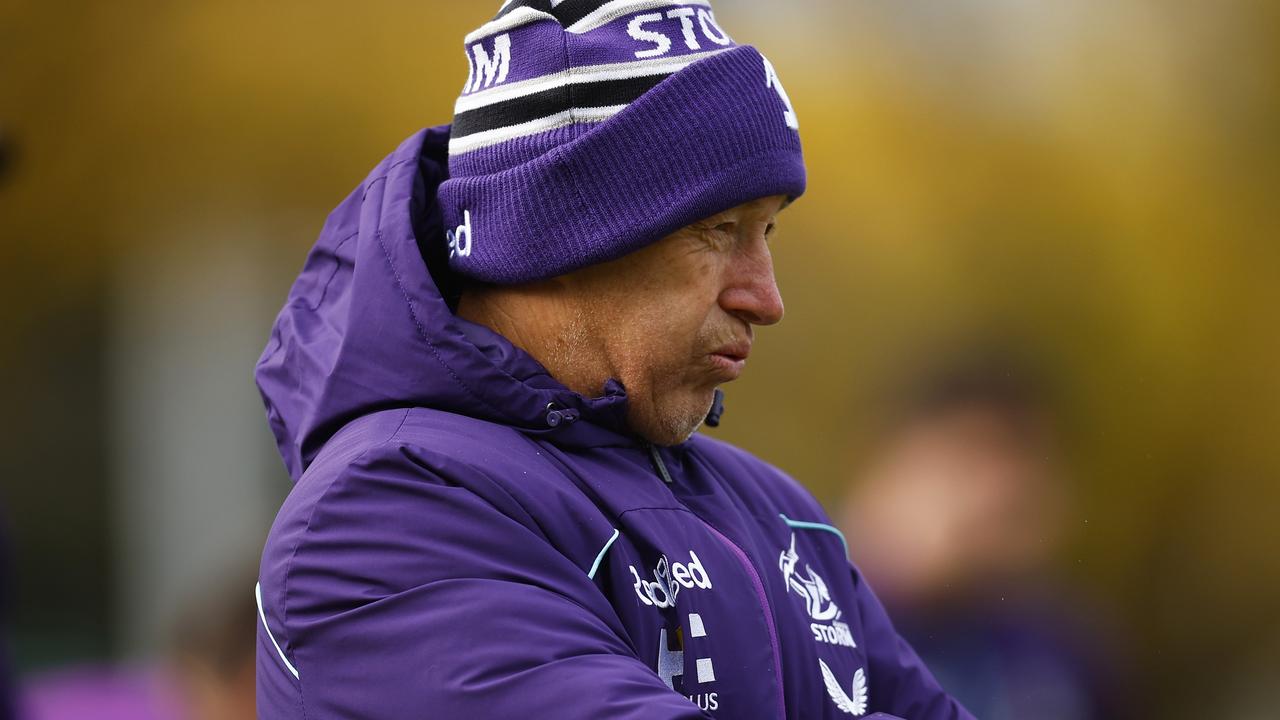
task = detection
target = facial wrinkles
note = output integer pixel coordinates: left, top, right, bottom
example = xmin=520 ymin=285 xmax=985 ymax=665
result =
xmin=534 ymin=195 xmax=786 ymax=443
xmin=582 ymin=245 xmax=699 ymax=441
xmin=647 ymin=265 xmax=732 ymax=441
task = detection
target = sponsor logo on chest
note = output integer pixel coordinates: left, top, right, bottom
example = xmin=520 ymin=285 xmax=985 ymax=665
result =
xmin=630 ymin=550 xmax=713 ymax=609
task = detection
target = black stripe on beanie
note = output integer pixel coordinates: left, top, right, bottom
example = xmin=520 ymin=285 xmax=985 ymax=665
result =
xmin=492 ymin=0 xmax=608 ymax=26
xmin=548 ymin=0 xmax=610 ymax=27
xmin=492 ymin=0 xmax=553 ymax=21
xmin=452 ymin=73 xmax=668 ymax=139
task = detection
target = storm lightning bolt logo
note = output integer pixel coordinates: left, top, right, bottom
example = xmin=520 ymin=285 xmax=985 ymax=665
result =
xmin=779 ymin=533 xmax=841 ymax=622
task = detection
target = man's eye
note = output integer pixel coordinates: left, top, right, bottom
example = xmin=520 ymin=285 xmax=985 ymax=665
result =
xmin=696 ymin=222 xmax=736 ymax=250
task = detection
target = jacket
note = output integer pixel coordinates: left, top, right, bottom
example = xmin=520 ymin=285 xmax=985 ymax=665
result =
xmin=254 ymin=126 xmax=974 ymax=719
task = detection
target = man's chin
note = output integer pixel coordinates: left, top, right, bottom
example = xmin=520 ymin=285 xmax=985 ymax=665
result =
xmin=628 ymin=390 xmax=717 ymax=447
xmin=636 ymin=418 xmax=704 ymax=448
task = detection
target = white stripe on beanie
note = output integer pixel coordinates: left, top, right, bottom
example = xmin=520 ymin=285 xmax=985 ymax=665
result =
xmin=453 ymin=47 xmax=729 ymax=115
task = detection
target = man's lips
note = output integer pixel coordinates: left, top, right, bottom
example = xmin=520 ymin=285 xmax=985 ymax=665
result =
xmin=712 ymin=342 xmax=751 ymax=362
xmin=708 ymin=341 xmax=752 ymax=378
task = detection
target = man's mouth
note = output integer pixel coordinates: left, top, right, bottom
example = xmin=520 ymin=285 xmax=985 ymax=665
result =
xmin=708 ymin=341 xmax=751 ymax=379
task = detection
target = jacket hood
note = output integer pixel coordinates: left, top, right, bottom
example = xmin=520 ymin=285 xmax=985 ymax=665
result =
xmin=256 ymin=126 xmax=637 ymax=481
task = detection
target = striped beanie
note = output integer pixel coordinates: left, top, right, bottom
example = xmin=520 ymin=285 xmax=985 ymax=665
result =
xmin=437 ymin=0 xmax=806 ymax=284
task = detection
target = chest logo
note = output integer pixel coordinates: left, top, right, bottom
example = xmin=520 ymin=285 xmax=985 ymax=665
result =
xmin=779 ymin=533 xmax=857 ymax=648
xmin=780 ymin=533 xmax=840 ymax=621
xmin=819 ymin=660 xmax=868 ymax=716
xmin=630 ymin=550 xmax=713 ymax=609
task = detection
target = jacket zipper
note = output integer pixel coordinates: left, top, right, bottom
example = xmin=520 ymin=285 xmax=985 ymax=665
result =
xmin=649 ymin=446 xmax=787 ymax=719
xmin=649 ymin=444 xmax=675 ymax=484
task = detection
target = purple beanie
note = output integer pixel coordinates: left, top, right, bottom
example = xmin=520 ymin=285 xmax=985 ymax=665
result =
xmin=437 ymin=0 xmax=807 ymax=284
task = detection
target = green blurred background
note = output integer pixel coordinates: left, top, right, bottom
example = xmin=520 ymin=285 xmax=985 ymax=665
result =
xmin=1 ymin=0 xmax=1277 ymax=717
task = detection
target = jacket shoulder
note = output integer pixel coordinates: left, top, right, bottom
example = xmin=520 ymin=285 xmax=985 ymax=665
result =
xmin=265 ymin=407 xmax=601 ymax=567
xmin=259 ymin=407 xmax=617 ymax=618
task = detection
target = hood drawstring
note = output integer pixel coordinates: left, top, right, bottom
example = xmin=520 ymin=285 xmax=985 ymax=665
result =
xmin=704 ymin=388 xmax=725 ymax=428
xmin=649 ymin=445 xmax=675 ymax=485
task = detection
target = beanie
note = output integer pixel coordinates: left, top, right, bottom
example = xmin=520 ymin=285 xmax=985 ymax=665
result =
xmin=437 ymin=0 xmax=806 ymax=284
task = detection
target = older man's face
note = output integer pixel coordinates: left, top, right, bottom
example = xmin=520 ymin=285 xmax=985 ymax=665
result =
xmin=562 ymin=195 xmax=788 ymax=445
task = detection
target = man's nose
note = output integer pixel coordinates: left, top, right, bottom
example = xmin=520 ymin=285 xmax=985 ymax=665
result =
xmin=719 ymin=236 xmax=785 ymax=326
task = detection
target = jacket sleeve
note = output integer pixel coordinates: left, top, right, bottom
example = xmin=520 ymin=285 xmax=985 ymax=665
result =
xmin=262 ymin=445 xmax=710 ymax=720
xmin=851 ymin=564 xmax=977 ymax=720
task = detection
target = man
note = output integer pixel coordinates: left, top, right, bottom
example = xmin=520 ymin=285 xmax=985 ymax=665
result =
xmin=255 ymin=2 xmax=973 ymax=718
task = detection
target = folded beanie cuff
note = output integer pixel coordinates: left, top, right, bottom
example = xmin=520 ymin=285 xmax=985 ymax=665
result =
xmin=437 ymin=45 xmax=806 ymax=284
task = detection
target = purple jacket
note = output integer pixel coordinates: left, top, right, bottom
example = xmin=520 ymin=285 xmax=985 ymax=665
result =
xmin=255 ymin=127 xmax=973 ymax=720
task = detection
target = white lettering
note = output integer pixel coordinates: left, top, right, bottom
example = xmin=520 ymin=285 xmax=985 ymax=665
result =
xmin=651 ymin=556 xmax=676 ymax=607
xmin=469 ymin=34 xmax=511 ymax=92
xmin=630 ymin=551 xmax=714 ymax=608
xmin=631 ymin=556 xmax=676 ymax=608
xmin=810 ymin=620 xmax=857 ymax=648
xmin=647 ymin=576 xmax=673 ymax=607
xmin=666 ymin=8 xmax=701 ymax=50
xmin=698 ymin=9 xmax=732 ymax=46
xmin=685 ymin=551 xmax=712 ymax=589
xmin=628 ymin=13 xmax=672 ymax=58
xmin=762 ymin=55 xmax=800 ymax=130
xmin=447 ymin=210 xmax=473 ymax=258
xmin=672 ymin=562 xmax=691 ymax=587
xmin=630 ymin=566 xmax=653 ymax=606
xmin=688 ymin=692 xmax=719 ymax=710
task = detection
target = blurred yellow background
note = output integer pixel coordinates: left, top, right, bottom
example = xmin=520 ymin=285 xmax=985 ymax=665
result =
xmin=1 ymin=1 xmax=1277 ymax=717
